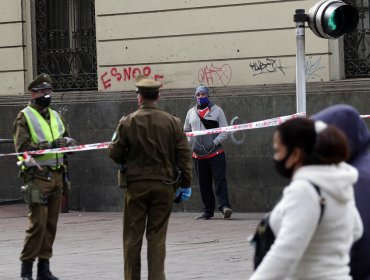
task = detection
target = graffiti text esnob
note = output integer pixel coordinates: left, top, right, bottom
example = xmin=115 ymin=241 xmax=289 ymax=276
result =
xmin=100 ymin=66 xmax=164 ymax=90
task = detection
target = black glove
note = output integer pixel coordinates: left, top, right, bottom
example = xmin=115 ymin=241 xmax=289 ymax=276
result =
xmin=64 ymin=137 xmax=78 ymax=147
xmin=51 ymin=138 xmax=67 ymax=148
xmin=39 ymin=141 xmax=51 ymax=150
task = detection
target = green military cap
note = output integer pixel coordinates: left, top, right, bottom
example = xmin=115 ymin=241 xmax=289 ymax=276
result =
xmin=28 ymin=73 xmax=53 ymax=91
xmin=134 ymin=75 xmax=161 ymax=92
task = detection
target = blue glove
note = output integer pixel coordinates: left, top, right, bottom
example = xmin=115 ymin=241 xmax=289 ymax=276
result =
xmin=174 ymin=187 xmax=192 ymax=203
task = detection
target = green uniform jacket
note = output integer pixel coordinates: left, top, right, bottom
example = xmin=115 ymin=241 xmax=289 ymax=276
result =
xmin=108 ymin=103 xmax=192 ymax=187
xmin=13 ymin=103 xmax=69 ymax=153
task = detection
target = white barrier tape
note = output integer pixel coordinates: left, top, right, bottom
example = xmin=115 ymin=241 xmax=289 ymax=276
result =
xmin=360 ymin=115 xmax=370 ymax=118
xmin=1 ymin=112 xmax=368 ymax=158
xmin=0 ymin=113 xmax=304 ymax=157
xmin=0 ymin=142 xmax=111 ymax=157
xmin=17 ymin=152 xmax=43 ymax=170
xmin=185 ymin=112 xmax=306 ymax=137
xmin=2 ymin=113 xmax=306 ymax=157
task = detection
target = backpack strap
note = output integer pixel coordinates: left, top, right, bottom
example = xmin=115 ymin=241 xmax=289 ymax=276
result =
xmin=193 ymin=107 xmax=219 ymax=129
xmin=311 ymin=183 xmax=326 ymax=224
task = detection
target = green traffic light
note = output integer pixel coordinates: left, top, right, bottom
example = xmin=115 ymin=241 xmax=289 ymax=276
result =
xmin=328 ymin=10 xmax=337 ymax=31
xmin=307 ymin=0 xmax=359 ymax=39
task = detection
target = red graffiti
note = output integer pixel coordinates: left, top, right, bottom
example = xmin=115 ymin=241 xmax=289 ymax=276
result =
xmin=132 ymin=68 xmax=141 ymax=78
xmin=143 ymin=67 xmax=151 ymax=76
xmin=123 ymin=67 xmax=131 ymax=81
xmin=154 ymin=74 xmax=164 ymax=87
xmin=154 ymin=74 xmax=164 ymax=81
xmin=198 ymin=63 xmax=232 ymax=86
xmin=100 ymin=66 xmax=164 ymax=90
xmin=100 ymin=72 xmax=112 ymax=90
xmin=111 ymin=68 xmax=122 ymax=81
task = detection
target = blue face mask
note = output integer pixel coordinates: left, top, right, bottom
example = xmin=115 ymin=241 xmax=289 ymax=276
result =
xmin=196 ymin=96 xmax=209 ymax=107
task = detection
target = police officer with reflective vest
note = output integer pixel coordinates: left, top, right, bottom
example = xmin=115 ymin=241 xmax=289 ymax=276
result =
xmin=13 ymin=73 xmax=77 ymax=280
xmin=108 ymin=75 xmax=193 ymax=280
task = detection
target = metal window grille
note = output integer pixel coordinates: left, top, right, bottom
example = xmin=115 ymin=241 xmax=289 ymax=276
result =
xmin=344 ymin=0 xmax=370 ymax=78
xmin=35 ymin=0 xmax=97 ymax=91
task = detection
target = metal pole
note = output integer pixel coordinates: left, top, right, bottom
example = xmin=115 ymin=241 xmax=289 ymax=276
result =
xmin=294 ymin=9 xmax=307 ymax=114
xmin=0 ymin=139 xmax=13 ymax=144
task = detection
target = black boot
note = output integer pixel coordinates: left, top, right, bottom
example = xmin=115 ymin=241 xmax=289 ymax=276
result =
xmin=36 ymin=260 xmax=59 ymax=280
xmin=20 ymin=261 xmax=34 ymax=280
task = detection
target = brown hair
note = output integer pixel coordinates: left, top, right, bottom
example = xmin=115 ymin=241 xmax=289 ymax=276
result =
xmin=276 ymin=118 xmax=350 ymax=165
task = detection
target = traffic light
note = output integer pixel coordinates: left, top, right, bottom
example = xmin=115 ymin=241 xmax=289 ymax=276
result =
xmin=307 ymin=0 xmax=359 ymax=39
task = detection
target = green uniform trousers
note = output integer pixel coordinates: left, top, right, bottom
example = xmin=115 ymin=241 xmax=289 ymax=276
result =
xmin=123 ymin=180 xmax=174 ymax=280
xmin=20 ymin=169 xmax=63 ymax=262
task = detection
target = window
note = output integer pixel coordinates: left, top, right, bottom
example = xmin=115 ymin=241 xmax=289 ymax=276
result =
xmin=344 ymin=0 xmax=370 ymax=78
xmin=35 ymin=0 xmax=97 ymax=91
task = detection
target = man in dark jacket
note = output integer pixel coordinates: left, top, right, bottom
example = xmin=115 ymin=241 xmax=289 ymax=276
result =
xmin=108 ymin=75 xmax=193 ymax=280
xmin=313 ymin=104 xmax=370 ymax=280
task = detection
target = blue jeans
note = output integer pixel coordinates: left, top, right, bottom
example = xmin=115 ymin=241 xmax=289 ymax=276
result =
xmin=193 ymin=153 xmax=231 ymax=214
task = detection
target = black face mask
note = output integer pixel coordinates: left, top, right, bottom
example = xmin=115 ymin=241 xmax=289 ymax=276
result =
xmin=32 ymin=94 xmax=51 ymax=108
xmin=274 ymin=150 xmax=294 ymax=179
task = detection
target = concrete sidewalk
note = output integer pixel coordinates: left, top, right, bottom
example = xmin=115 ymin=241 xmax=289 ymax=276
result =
xmin=0 ymin=204 xmax=261 ymax=280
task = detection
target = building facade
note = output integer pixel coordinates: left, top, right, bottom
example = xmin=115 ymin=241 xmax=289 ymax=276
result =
xmin=0 ymin=0 xmax=369 ymax=211
xmin=1 ymin=0 xmax=368 ymax=95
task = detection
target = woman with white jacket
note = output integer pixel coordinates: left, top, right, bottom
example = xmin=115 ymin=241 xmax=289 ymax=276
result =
xmin=250 ymin=118 xmax=363 ymax=280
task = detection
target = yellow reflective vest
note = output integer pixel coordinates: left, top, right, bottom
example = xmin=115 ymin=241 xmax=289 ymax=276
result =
xmin=18 ymin=106 xmax=65 ymax=169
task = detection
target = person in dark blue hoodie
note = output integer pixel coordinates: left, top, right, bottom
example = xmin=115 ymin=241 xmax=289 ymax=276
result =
xmin=312 ymin=104 xmax=370 ymax=280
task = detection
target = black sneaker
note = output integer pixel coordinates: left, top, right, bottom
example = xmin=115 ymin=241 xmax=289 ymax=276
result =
xmin=196 ymin=212 xmax=214 ymax=220
xmin=222 ymin=207 xmax=232 ymax=219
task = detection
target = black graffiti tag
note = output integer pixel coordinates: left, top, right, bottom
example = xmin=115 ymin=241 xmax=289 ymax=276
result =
xmin=249 ymin=58 xmax=285 ymax=76
xmin=305 ymin=56 xmax=324 ymax=81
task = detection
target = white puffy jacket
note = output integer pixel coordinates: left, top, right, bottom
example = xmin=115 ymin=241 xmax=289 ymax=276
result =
xmin=250 ymin=162 xmax=363 ymax=280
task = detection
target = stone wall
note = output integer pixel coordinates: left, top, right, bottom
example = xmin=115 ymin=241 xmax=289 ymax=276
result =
xmin=1 ymin=80 xmax=369 ymax=212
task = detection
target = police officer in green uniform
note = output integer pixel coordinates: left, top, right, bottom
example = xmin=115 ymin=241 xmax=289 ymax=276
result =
xmin=108 ymin=75 xmax=193 ymax=280
xmin=13 ymin=73 xmax=77 ymax=280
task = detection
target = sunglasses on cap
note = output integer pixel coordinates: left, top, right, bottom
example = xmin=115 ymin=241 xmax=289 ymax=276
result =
xmin=33 ymin=88 xmax=52 ymax=95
